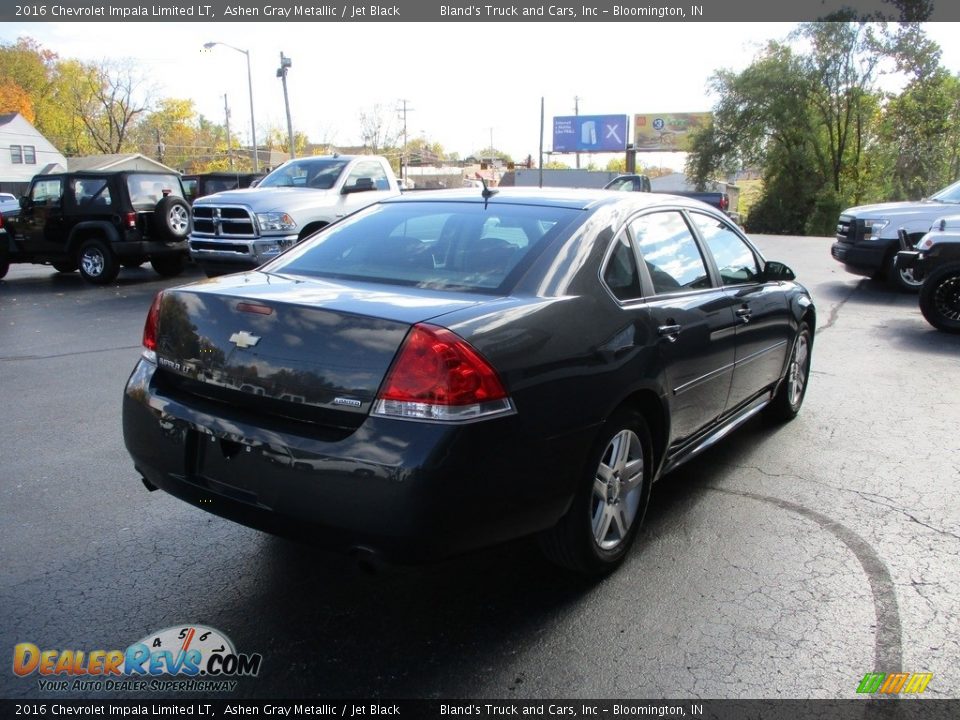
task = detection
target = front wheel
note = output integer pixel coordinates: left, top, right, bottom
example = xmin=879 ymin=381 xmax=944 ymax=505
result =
xmin=919 ymin=263 xmax=960 ymax=334
xmin=766 ymin=321 xmax=812 ymax=423
xmin=889 ymin=251 xmax=923 ymax=293
xmin=539 ymin=408 xmax=652 ymax=575
xmin=77 ymin=239 xmax=119 ymax=285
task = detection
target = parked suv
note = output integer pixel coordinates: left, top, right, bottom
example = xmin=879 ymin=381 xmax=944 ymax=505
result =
xmin=896 ymin=216 xmax=960 ymax=333
xmin=0 ymin=171 xmax=191 ymax=284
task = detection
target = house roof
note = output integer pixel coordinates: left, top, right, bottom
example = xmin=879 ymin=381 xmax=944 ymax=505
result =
xmin=68 ymin=153 xmax=178 ymax=174
xmin=0 ymin=112 xmax=20 ymax=126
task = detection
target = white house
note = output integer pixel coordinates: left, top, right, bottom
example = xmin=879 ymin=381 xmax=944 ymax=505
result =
xmin=0 ymin=113 xmax=67 ymax=193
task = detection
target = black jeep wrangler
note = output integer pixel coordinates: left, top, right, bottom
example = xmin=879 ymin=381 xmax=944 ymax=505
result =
xmin=0 ymin=170 xmax=191 ymax=285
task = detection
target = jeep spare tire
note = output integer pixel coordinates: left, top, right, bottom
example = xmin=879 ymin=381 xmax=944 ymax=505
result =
xmin=153 ymin=196 xmax=191 ymax=241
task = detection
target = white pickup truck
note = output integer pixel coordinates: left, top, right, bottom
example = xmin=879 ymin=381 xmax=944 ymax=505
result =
xmin=189 ymin=154 xmax=400 ymax=275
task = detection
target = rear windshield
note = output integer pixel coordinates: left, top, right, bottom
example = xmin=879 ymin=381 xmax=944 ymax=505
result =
xmin=126 ymin=174 xmax=185 ymax=209
xmin=266 ymin=201 xmax=581 ymax=292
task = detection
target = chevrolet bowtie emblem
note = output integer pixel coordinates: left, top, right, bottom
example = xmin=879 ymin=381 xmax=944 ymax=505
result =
xmin=229 ymin=331 xmax=261 ymax=349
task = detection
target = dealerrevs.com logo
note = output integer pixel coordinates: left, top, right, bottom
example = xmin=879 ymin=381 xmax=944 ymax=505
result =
xmin=13 ymin=625 xmax=262 ymax=693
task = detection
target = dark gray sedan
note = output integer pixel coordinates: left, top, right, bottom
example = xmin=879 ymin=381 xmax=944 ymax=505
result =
xmin=123 ymin=188 xmax=814 ymax=575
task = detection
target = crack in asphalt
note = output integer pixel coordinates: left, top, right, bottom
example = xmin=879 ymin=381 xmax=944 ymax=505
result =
xmin=726 ymin=463 xmax=960 ymax=542
xmin=703 ymin=486 xmax=903 ymax=673
xmin=819 ymin=279 xmax=867 ymax=332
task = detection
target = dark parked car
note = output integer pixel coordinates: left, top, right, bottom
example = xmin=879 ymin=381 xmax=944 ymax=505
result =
xmin=0 ymin=170 xmax=191 ymax=284
xmin=181 ymin=172 xmax=263 ymax=204
xmin=123 ymin=189 xmax=814 ymax=575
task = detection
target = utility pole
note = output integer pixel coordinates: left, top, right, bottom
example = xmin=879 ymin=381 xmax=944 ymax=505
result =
xmin=574 ymin=95 xmax=581 ymax=170
xmin=223 ymin=94 xmax=234 ymax=170
xmin=155 ymin=128 xmax=164 ymax=164
xmin=277 ymin=52 xmax=294 ymax=160
xmin=397 ymin=99 xmax=413 ymax=185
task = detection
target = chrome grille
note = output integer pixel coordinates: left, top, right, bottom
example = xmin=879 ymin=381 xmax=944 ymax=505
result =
xmin=192 ymin=205 xmax=257 ymax=238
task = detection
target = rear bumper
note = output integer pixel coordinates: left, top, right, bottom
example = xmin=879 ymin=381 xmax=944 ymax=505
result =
xmin=122 ymin=358 xmax=592 ymax=563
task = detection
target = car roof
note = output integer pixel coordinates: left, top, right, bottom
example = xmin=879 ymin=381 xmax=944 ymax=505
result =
xmin=382 ymin=186 xmax=708 ymax=212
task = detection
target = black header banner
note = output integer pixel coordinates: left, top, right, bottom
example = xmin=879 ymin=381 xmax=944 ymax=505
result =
xmin=1 ymin=699 xmax=960 ymax=719
xmin=3 ymin=0 xmax=959 ymax=23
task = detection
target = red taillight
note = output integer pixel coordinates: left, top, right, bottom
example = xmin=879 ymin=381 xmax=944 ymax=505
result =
xmin=125 ymin=212 xmax=137 ymax=229
xmin=374 ymin=324 xmax=513 ymax=422
xmin=142 ymin=291 xmax=164 ymax=352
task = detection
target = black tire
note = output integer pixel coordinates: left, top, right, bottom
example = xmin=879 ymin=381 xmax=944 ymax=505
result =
xmin=153 ymin=196 xmax=191 ymax=241
xmin=76 ymin=239 xmax=119 ymax=285
xmin=539 ymin=408 xmax=653 ymax=575
xmin=52 ymin=261 xmax=77 ymax=273
xmin=0 ymin=245 xmax=9 ymax=280
xmin=888 ymin=250 xmax=923 ymax=293
xmin=766 ymin=321 xmax=812 ymax=423
xmin=150 ymin=254 xmax=186 ymax=278
xmin=919 ymin=263 xmax=960 ymax=334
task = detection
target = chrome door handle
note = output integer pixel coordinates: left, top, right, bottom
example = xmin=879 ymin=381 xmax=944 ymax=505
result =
xmin=735 ymin=307 xmax=752 ymax=323
xmin=658 ymin=324 xmax=681 ymax=342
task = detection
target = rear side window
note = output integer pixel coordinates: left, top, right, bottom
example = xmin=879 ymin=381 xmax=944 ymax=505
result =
xmin=630 ymin=211 xmax=710 ymax=293
xmin=71 ymin=178 xmax=112 ymax=208
xmin=270 ymin=201 xmax=580 ymax=292
xmin=690 ymin=212 xmax=760 ymax=286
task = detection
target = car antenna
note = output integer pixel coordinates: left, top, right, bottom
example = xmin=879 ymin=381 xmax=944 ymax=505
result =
xmin=480 ymin=178 xmax=498 ymax=206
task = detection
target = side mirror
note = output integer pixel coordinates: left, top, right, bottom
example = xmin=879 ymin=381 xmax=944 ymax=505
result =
xmin=19 ymin=196 xmax=29 ymax=208
xmin=342 ymin=177 xmax=375 ymax=194
xmin=763 ymin=260 xmax=796 ymax=282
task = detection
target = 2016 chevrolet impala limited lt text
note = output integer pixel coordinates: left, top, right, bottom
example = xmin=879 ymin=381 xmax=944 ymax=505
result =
xmin=122 ymin=188 xmax=815 ymax=575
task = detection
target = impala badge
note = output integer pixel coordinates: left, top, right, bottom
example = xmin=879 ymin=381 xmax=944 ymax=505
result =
xmin=229 ymin=331 xmax=261 ymax=349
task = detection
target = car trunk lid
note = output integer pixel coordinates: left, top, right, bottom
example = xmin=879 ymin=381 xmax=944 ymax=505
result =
xmin=152 ymin=272 xmax=487 ymax=430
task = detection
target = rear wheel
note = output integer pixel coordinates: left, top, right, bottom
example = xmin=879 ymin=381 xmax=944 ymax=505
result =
xmin=766 ymin=321 xmax=812 ymax=423
xmin=919 ymin=263 xmax=960 ymax=334
xmin=0 ymin=245 xmax=9 ymax=279
xmin=150 ymin=254 xmax=186 ymax=277
xmin=77 ymin=239 xmax=119 ymax=285
xmin=539 ymin=408 xmax=652 ymax=575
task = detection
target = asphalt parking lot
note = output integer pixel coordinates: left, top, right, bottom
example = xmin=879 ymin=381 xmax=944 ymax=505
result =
xmin=1 ymin=235 xmax=958 ymax=700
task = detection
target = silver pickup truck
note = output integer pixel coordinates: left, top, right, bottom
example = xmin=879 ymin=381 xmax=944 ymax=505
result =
xmin=189 ymin=154 xmax=400 ymax=276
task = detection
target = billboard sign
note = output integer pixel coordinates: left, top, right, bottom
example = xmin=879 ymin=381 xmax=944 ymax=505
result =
xmin=634 ymin=112 xmax=712 ymax=151
xmin=553 ymin=115 xmax=628 ymax=153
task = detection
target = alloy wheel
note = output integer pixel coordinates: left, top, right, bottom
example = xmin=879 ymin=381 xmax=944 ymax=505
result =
xmin=591 ymin=429 xmax=645 ymax=550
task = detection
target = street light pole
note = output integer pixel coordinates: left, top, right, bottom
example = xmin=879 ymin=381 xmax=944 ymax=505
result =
xmin=204 ymin=41 xmax=259 ymax=172
xmin=277 ymin=53 xmax=294 ymax=160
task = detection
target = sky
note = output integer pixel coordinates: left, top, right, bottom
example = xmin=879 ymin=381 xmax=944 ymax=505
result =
xmin=4 ymin=21 xmax=960 ymax=169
